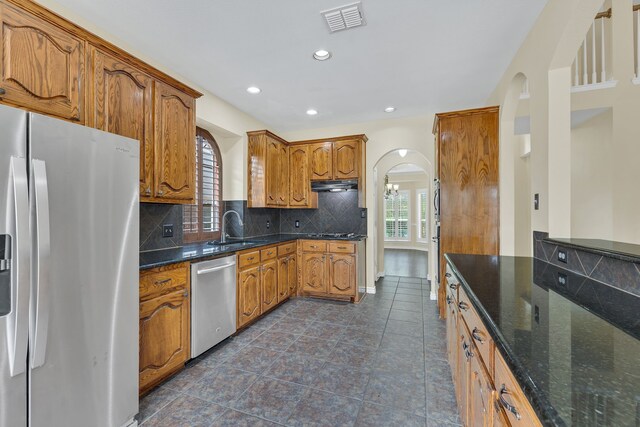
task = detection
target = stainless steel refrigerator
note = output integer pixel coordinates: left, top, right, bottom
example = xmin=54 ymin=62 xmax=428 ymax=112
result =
xmin=0 ymin=104 xmax=139 ymax=426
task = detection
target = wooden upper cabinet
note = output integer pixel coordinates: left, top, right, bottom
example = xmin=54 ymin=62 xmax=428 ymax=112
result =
xmin=310 ymin=142 xmax=333 ymax=181
xmin=289 ymin=145 xmax=311 ymax=207
xmin=333 ymin=140 xmax=358 ymax=179
xmin=265 ymin=137 xmax=281 ymax=207
xmin=238 ymin=266 xmax=261 ymax=327
xmin=0 ymin=1 xmax=84 ymax=122
xmin=154 ymin=81 xmax=195 ymax=203
xmin=328 ymin=254 xmax=356 ymax=296
xmin=302 ymin=253 xmax=326 ymax=294
xmin=278 ymin=143 xmax=289 ymax=206
xmin=87 ymin=47 xmax=154 ymax=197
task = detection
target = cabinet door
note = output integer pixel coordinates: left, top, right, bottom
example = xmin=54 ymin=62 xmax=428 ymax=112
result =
xmin=310 ymin=142 xmax=333 ymax=181
xmin=302 ymin=253 xmax=326 ymax=294
xmin=139 ymin=288 xmax=190 ymax=393
xmin=328 ymin=254 xmax=356 ymax=297
xmin=277 ymin=257 xmax=289 ymax=303
xmin=288 ymin=255 xmax=297 ymax=296
xmin=492 ymin=398 xmax=510 ymax=427
xmin=153 ymin=81 xmax=195 ymax=202
xmin=238 ymin=266 xmax=261 ymax=327
xmin=0 ymin=1 xmax=84 ymax=122
xmin=265 ymin=137 xmax=280 ymax=207
xmin=278 ymin=143 xmax=289 ymax=206
xmin=446 ymin=292 xmax=458 ymax=388
xmin=88 ymin=47 xmax=154 ymax=197
xmin=260 ymin=260 xmax=278 ymax=313
xmin=469 ymin=350 xmax=492 ymax=427
xmin=333 ymin=140 xmax=358 ymax=179
xmin=289 ymin=145 xmax=311 ymax=207
xmin=458 ymin=322 xmax=471 ymax=426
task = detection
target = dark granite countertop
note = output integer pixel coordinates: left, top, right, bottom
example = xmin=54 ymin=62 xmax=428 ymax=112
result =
xmin=544 ymin=237 xmax=640 ymax=263
xmin=445 ymin=253 xmax=640 ymax=427
xmin=140 ymin=233 xmax=367 ymax=270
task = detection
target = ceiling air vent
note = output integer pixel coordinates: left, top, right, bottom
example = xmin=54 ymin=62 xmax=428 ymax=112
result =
xmin=321 ymin=2 xmax=366 ymax=33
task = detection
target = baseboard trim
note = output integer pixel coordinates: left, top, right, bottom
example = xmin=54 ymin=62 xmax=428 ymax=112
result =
xmin=366 ymin=286 xmax=376 ymax=294
xmin=376 ymin=271 xmax=385 ymax=280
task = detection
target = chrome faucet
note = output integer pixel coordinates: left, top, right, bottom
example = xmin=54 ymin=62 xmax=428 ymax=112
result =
xmin=221 ymin=209 xmax=243 ymax=243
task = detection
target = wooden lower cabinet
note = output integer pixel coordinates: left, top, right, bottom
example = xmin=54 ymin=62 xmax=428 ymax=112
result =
xmin=278 ymin=256 xmax=290 ymax=302
xmin=446 ymin=262 xmax=542 ymax=427
xmin=328 ymin=254 xmax=356 ymax=296
xmin=302 ymin=252 xmax=327 ymax=294
xmin=287 ymin=254 xmax=297 ymax=296
xmin=260 ymin=259 xmax=278 ymax=312
xmin=238 ymin=265 xmax=261 ymax=327
xmin=139 ymin=262 xmax=190 ymax=394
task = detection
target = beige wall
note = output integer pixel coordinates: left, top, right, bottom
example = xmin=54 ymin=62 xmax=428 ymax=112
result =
xmin=39 ymin=0 xmax=269 ymax=201
xmin=571 ymin=110 xmax=614 ymax=239
xmin=514 ymin=135 xmax=532 ymax=256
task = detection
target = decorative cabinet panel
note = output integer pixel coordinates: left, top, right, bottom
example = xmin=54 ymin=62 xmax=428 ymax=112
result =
xmin=87 ymin=47 xmax=154 ymax=197
xmin=333 ymin=140 xmax=359 ymax=179
xmin=266 ymin=137 xmax=280 ymax=207
xmin=302 ymin=253 xmax=326 ymax=294
xmin=238 ymin=265 xmax=261 ymax=328
xmin=139 ymin=262 xmax=190 ymax=394
xmin=0 ymin=0 xmax=84 ymax=122
xmin=277 ymin=257 xmax=290 ymax=302
xmin=278 ymin=143 xmax=289 ymax=206
xmin=153 ymin=81 xmax=196 ymax=203
xmin=289 ymin=145 xmax=316 ymax=208
xmin=469 ymin=350 xmax=492 ymax=427
xmin=287 ymin=254 xmax=297 ymax=296
xmin=309 ymin=142 xmax=333 ymax=181
xmin=247 ymin=131 xmax=290 ymax=208
xmin=260 ymin=259 xmax=278 ymax=312
xmin=328 ymin=254 xmax=356 ymax=296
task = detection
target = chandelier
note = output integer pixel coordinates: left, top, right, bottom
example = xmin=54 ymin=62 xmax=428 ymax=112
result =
xmin=384 ymin=175 xmax=399 ymax=199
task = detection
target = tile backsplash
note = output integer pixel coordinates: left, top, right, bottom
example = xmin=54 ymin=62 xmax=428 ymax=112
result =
xmin=140 ymin=191 xmax=367 ymax=251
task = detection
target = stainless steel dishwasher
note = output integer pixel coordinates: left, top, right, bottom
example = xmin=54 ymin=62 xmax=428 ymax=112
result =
xmin=191 ymin=255 xmax=237 ymax=358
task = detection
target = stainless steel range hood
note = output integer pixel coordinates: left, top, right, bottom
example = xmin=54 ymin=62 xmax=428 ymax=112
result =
xmin=311 ymin=179 xmax=358 ymax=192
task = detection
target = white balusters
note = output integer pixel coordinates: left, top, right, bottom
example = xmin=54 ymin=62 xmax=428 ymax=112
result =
xmin=592 ymin=20 xmax=597 ymax=83
xmin=636 ymin=7 xmax=640 ymax=79
xmin=601 ymin=17 xmax=606 ymax=82
xmin=572 ymin=11 xmax=612 ymax=88
xmin=583 ymin=36 xmax=588 ymax=84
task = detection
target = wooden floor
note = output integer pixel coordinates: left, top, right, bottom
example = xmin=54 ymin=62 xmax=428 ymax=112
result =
xmin=383 ymin=249 xmax=428 ymax=278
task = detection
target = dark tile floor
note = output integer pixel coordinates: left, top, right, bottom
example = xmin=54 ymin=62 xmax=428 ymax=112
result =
xmin=139 ymin=276 xmax=460 ymax=426
xmin=384 ymin=249 xmax=429 ymax=278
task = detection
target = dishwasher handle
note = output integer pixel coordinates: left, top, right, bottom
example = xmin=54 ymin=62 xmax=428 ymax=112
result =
xmin=196 ymin=263 xmax=236 ymax=275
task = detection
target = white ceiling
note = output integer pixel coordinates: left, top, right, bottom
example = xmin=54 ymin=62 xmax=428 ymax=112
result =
xmin=54 ymin=0 xmax=548 ymax=131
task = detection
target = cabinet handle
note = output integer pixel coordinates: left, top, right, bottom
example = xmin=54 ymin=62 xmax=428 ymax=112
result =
xmin=472 ymin=327 xmax=485 ymax=344
xmin=183 ymin=291 xmax=189 ymax=298
xmin=498 ymin=385 xmax=521 ymax=420
xmin=337 ymin=246 xmax=347 ymax=249
xmin=157 ymin=190 xmax=164 ymax=196
xmin=247 ymin=257 xmax=255 ymax=261
xmin=446 ymin=295 xmax=452 ymax=305
xmin=154 ymin=278 xmax=171 ymax=286
xmin=449 ymin=282 xmax=459 ymax=290
xmin=310 ymin=245 xmax=318 ymax=249
xmin=267 ymin=251 xmax=273 ymax=255
xmin=144 ymin=187 xmax=151 ymax=195
xmin=458 ymin=301 xmax=469 ymax=311
xmin=0 ymin=88 xmax=5 ymax=97
xmin=461 ymin=341 xmax=473 ymax=360
xmin=330 ymin=255 xmax=334 ymax=260
xmin=445 ymin=272 xmax=451 ymax=278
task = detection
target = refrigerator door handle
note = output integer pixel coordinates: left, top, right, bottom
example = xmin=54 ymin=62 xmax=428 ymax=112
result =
xmin=7 ymin=157 xmax=29 ymax=376
xmin=30 ymin=159 xmax=51 ymax=369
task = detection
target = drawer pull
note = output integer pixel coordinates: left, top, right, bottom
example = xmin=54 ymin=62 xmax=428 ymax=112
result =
xmin=472 ymin=327 xmax=485 ymax=344
xmin=458 ymin=301 xmax=469 ymax=311
xmin=461 ymin=341 xmax=473 ymax=360
xmin=446 ymin=295 xmax=452 ymax=305
xmin=154 ymin=278 xmax=171 ymax=286
xmin=267 ymin=251 xmax=273 ymax=255
xmin=337 ymin=246 xmax=347 ymax=249
xmin=445 ymin=272 xmax=451 ymax=278
xmin=498 ymin=385 xmax=521 ymax=420
xmin=310 ymin=245 xmax=318 ymax=248
xmin=449 ymin=282 xmax=459 ymax=290
xmin=247 ymin=256 xmax=255 ymax=261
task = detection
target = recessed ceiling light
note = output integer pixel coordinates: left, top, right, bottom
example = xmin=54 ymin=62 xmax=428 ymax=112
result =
xmin=313 ymin=49 xmax=332 ymax=61
xmin=384 ymin=106 xmax=396 ymax=113
xmin=246 ymin=86 xmax=261 ymax=94
xmin=306 ymin=109 xmax=318 ymax=116
xmin=398 ymin=149 xmax=407 ymax=158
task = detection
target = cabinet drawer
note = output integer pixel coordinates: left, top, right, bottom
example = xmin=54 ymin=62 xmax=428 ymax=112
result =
xmin=140 ymin=263 xmax=188 ymax=301
xmin=458 ymin=287 xmax=492 ymax=370
xmin=494 ymin=350 xmax=542 ymax=427
xmin=238 ymin=250 xmax=260 ymax=269
xmin=261 ymin=247 xmax=278 ymax=261
xmin=328 ymin=242 xmax=355 ymax=254
xmin=278 ymin=242 xmax=297 ymax=257
xmin=302 ymin=241 xmax=327 ymax=252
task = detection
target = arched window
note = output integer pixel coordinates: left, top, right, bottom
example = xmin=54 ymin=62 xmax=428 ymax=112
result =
xmin=183 ymin=128 xmax=222 ymax=242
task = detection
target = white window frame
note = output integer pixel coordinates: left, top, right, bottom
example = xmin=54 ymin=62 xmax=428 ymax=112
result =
xmin=384 ymin=189 xmax=410 ymax=242
xmin=416 ymin=189 xmax=428 ymax=243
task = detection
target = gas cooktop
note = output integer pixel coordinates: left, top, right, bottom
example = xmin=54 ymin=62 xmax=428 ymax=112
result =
xmin=307 ymin=233 xmax=357 ymax=238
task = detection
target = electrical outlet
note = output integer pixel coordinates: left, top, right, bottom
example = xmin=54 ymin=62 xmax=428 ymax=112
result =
xmin=558 ymin=250 xmax=567 ymax=263
xmin=295 ymin=220 xmax=300 ymax=228
xmin=534 ymin=193 xmax=539 ymax=210
xmin=266 ymin=220 xmax=270 ymax=229
xmin=558 ymin=272 xmax=568 ymax=287
xmin=162 ymin=224 xmax=174 ymax=238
